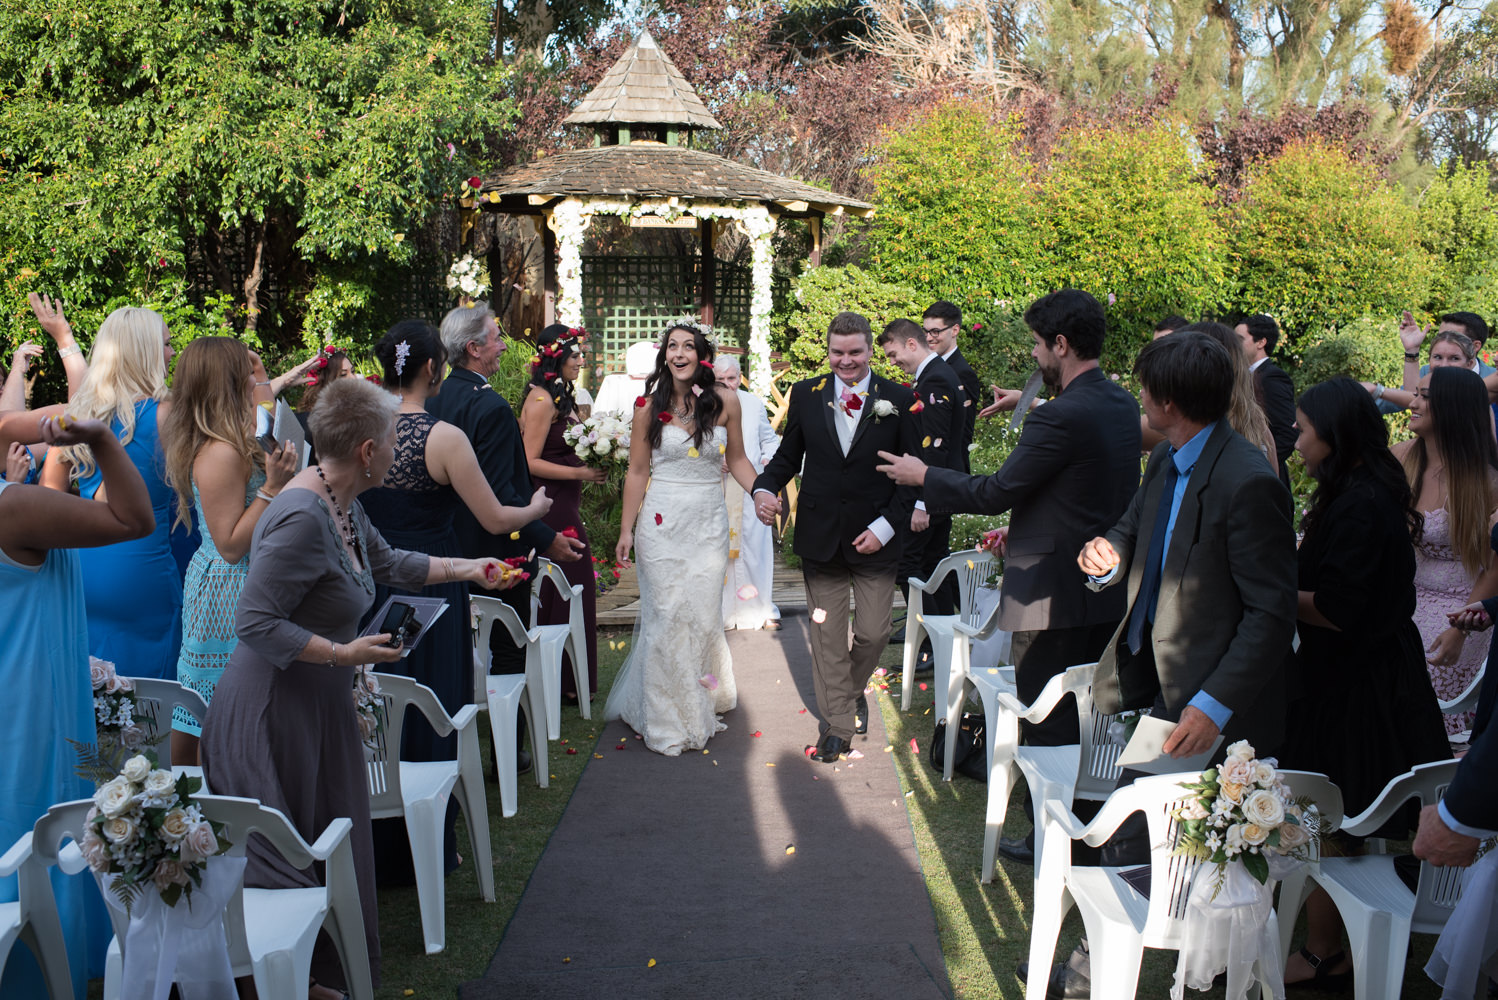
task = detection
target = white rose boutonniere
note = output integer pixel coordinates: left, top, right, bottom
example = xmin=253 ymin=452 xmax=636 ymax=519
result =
xmin=872 ymin=399 xmax=897 ymax=419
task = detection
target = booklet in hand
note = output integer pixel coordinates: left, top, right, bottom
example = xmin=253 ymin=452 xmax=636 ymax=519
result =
xmin=359 ymin=596 xmax=448 ymax=658
xmin=1114 ymin=716 xmax=1223 ymax=775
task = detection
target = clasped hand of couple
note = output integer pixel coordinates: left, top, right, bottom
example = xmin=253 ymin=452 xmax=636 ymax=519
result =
xmin=748 ymin=490 xmax=884 ymax=554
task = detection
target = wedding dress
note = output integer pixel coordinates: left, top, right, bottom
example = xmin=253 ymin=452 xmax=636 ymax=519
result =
xmin=605 ymin=423 xmax=737 ymax=755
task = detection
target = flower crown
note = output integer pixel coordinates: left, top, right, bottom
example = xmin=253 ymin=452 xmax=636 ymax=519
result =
xmin=660 ymin=318 xmax=716 ymax=349
xmin=304 ymin=345 xmax=342 ymax=386
xmin=528 ymin=327 xmax=588 ymax=375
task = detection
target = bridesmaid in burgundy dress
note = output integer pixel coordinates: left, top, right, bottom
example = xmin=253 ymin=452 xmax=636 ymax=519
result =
xmin=520 ymin=325 xmax=605 ymax=701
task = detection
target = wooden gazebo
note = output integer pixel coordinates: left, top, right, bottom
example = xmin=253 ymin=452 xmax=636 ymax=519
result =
xmin=475 ymin=30 xmax=873 ymax=395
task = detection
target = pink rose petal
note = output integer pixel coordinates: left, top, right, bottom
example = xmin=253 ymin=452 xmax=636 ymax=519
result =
xmin=811 ymin=608 xmax=827 ymax=624
xmin=699 ymin=674 xmax=719 ymax=691
xmin=736 ymin=584 xmax=758 ymax=601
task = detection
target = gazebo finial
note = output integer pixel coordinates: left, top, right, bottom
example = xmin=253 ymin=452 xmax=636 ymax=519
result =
xmin=562 ymin=29 xmax=722 ymax=146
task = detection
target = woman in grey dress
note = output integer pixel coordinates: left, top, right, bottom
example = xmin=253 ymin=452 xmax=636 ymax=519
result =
xmin=200 ymin=377 xmax=520 ymax=997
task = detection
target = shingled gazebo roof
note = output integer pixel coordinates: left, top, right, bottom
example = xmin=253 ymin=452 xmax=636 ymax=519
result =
xmin=480 ymin=143 xmax=872 ymax=218
xmin=562 ymin=30 xmax=721 ymax=130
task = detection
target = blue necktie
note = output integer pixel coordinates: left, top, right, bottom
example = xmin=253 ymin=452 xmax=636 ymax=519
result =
xmin=1126 ymin=457 xmax=1180 ymax=654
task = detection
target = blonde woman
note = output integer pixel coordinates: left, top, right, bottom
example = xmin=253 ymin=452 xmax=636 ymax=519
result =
xmin=41 ymin=307 xmax=181 ymax=678
xmin=1393 ymin=365 xmax=1498 ymax=735
xmin=162 ymin=338 xmax=299 ymax=764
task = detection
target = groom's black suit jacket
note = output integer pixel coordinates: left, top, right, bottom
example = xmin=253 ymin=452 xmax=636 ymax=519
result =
xmin=755 ymin=371 xmax=920 ymax=567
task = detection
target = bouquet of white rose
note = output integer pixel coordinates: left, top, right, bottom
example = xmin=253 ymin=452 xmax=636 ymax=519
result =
xmin=353 ymin=666 xmax=385 ymax=750
xmin=445 ymin=253 xmax=489 ymax=301
xmin=564 ymin=412 xmax=632 ymax=471
xmin=79 ymin=755 xmax=229 ymax=914
xmin=85 ymin=656 xmax=150 ymax=767
xmin=1173 ymin=739 xmax=1317 ymax=894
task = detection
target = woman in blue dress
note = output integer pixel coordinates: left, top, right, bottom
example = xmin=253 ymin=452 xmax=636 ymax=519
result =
xmin=162 ymin=338 xmax=299 ymax=765
xmin=0 ymin=413 xmax=156 ymax=998
xmin=41 ymin=307 xmax=183 ymax=680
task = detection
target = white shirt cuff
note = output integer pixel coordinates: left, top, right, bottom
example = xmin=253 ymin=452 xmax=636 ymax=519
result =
xmin=869 ymin=517 xmax=895 ymax=546
xmin=752 ymin=488 xmax=775 ymax=498
xmin=1440 ymin=799 xmax=1498 ymax=840
xmin=915 ymin=500 xmax=927 ymax=512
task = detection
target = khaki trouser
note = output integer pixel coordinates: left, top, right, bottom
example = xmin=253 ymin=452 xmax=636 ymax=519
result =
xmin=802 ymin=555 xmax=896 ymax=742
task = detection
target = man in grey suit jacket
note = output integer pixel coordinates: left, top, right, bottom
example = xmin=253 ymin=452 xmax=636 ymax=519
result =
xmin=1079 ymin=332 xmax=1296 ymax=759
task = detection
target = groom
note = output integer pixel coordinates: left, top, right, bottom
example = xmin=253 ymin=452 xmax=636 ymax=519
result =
xmin=754 ymin=312 xmax=920 ymax=762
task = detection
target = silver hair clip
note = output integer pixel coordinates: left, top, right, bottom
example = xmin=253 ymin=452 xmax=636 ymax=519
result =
xmin=394 ymin=341 xmax=411 ymax=377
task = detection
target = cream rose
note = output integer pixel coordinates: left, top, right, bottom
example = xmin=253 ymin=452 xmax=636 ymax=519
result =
xmin=596 ymin=438 xmax=612 ymax=456
xmin=1277 ymin=820 xmax=1310 ymax=852
xmin=1179 ymin=798 xmax=1210 ymax=821
xmin=89 ymin=657 xmax=113 ymax=690
xmin=121 ymin=755 xmax=151 ymax=783
xmin=152 ymin=859 xmax=190 ymax=890
xmin=119 ymin=725 xmax=146 ymax=750
xmin=1242 ymin=789 xmax=1286 ymax=828
xmin=103 ymin=816 xmax=137 ymax=845
xmin=1225 ymin=824 xmax=1247 ymax=854
xmin=160 ymin=808 xmax=192 ymax=842
xmin=1226 ymin=739 xmax=1256 ymax=761
xmin=1253 ymin=761 xmax=1277 ymax=787
xmin=181 ymin=821 xmax=219 ymax=861
xmin=1219 ymin=780 xmax=1247 ymax=805
xmin=357 ymin=711 xmax=378 ymax=743
xmin=143 ymin=769 xmax=178 ymax=798
xmin=1219 ymin=756 xmax=1255 ymax=786
xmin=95 ymin=776 xmax=135 ymax=818
xmin=80 ymin=827 xmax=110 ymax=870
xmin=1240 ymin=822 xmax=1270 ymax=845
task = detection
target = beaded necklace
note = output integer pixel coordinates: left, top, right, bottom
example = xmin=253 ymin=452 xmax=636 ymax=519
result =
xmin=314 ymin=465 xmax=359 ymax=548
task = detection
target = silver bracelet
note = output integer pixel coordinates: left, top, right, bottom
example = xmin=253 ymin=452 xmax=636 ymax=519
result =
xmin=57 ymin=344 xmax=81 ymax=359
xmin=326 ymin=641 xmax=339 ymax=668
xmin=444 ymin=556 xmax=457 ymax=582
xmin=255 ymin=488 xmax=275 ymax=503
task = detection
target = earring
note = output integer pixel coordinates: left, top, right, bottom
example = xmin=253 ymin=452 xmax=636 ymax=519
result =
xmin=364 ymin=467 xmax=372 ymax=479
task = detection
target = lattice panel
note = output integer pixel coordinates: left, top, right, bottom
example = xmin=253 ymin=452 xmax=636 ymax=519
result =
xmin=583 ymin=254 xmax=752 ymax=373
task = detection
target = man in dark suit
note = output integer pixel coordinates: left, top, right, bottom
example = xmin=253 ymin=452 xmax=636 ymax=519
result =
xmin=1418 ymin=584 xmax=1498 ymax=865
xmin=877 ymin=318 xmax=964 ymax=616
xmin=1236 ymin=313 xmax=1296 ymax=487
xmin=1080 ymin=331 xmax=1296 ymax=759
xmin=430 ymin=305 xmax=585 ymax=691
xmin=879 ymin=289 xmax=1141 ymax=862
xmin=753 ymin=312 xmax=920 ymax=763
xmin=923 ymin=301 xmax=982 ymax=473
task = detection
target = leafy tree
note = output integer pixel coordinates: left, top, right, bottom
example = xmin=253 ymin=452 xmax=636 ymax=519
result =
xmin=0 ymin=0 xmax=510 ymax=374
xmin=777 ymin=264 xmax=925 ymax=382
xmin=1418 ymin=161 xmax=1498 ymax=318
xmin=1228 ymin=140 xmax=1437 ymax=355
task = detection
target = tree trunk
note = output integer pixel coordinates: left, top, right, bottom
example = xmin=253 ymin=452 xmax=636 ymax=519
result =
xmin=243 ymin=218 xmax=268 ymax=338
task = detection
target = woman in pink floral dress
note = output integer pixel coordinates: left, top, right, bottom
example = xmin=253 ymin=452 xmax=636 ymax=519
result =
xmin=1394 ymin=366 xmax=1498 ymax=735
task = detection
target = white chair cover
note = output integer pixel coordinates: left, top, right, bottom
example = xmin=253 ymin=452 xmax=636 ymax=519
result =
xmin=1425 ymin=848 xmax=1498 ymax=999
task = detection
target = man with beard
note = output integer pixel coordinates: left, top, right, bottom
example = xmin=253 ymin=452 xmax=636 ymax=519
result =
xmin=877 ymin=289 xmax=1140 ymax=862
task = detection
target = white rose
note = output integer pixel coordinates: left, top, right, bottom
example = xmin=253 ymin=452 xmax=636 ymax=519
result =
xmin=80 ymin=827 xmax=109 ymax=870
xmin=872 ymin=399 xmax=896 ymax=417
xmin=1242 ymin=788 xmax=1286 ymax=828
xmin=121 ymin=755 xmax=151 ymax=783
xmin=152 ymin=859 xmax=190 ymax=890
xmin=160 ymin=807 xmax=192 ymax=842
xmin=574 ymin=443 xmax=590 ymax=460
xmin=181 ymin=821 xmax=220 ymax=862
xmin=596 ymin=438 xmax=612 ymax=455
xmin=1277 ymin=820 xmax=1310 ymax=852
xmin=1226 ymin=739 xmax=1255 ymax=761
xmin=1219 ymin=755 xmax=1254 ymax=786
xmin=119 ymin=725 xmax=146 ymax=750
xmin=1240 ymin=822 xmax=1270 ymax=845
xmin=95 ymin=776 xmax=135 ymax=818
xmin=143 ymin=769 xmax=178 ymax=798
xmin=1224 ymin=824 xmax=1247 ymax=855
xmin=103 ymin=815 xmax=137 ymax=845
xmin=1253 ymin=761 xmax=1277 ymax=787
xmin=89 ymin=657 xmax=113 ymax=690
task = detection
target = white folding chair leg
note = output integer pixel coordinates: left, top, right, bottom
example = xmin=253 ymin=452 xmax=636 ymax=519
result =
xmin=455 ymin=717 xmax=495 ymax=903
xmin=1027 ymin=880 xmax=1072 ymax=1000
xmin=1337 ymin=899 xmax=1408 ymax=1000
xmin=928 ymin=628 xmax=960 ymax=780
xmin=982 ymin=756 xmax=1018 ymax=884
xmin=900 ymin=613 xmax=928 ymax=712
xmin=404 ymin=781 xmax=455 ymax=954
xmin=1275 ymin=866 xmax=1312 ymax=964
xmin=319 ymin=842 xmax=374 ymax=1000
xmin=486 ymin=676 xmax=541 ymax=818
xmin=1086 ymin=924 xmax=1146 ymax=1000
xmin=565 ymin=633 xmax=591 ymax=720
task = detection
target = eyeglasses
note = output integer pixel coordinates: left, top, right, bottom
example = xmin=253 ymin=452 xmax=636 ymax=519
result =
xmin=923 ymin=323 xmax=957 ymax=337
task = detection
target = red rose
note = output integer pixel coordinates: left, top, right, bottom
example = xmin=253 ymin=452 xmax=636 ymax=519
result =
xmin=635 ymin=396 xmax=648 ymax=408
xmin=467 ymin=176 xmax=482 ymax=189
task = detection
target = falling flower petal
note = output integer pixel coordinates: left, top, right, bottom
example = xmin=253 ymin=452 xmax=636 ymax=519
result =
xmin=562 ymin=526 xmax=579 ymax=539
xmin=919 ymin=682 xmax=928 ymax=691
xmin=988 ymin=667 xmax=999 ymax=674
xmin=811 ymin=608 xmax=828 ymax=624
xmin=736 ymin=584 xmax=758 ymax=601
xmin=699 ymin=674 xmax=719 ymax=691
xmin=509 ymin=532 xmax=520 ymax=540
xmin=635 ymin=396 xmax=649 ymax=408
xmin=785 ymin=845 xmax=795 ymax=855
xmin=658 ymin=412 xmax=672 ymax=423
xmin=798 ymin=708 xmax=807 ymax=714
xmin=922 ymin=436 xmax=932 ymax=448
xmin=713 ymin=760 xmax=718 ymax=766
xmin=563 ymin=958 xmax=571 ymax=964
xmin=909 ymin=738 xmax=919 ymax=753
xmin=967 ymin=560 xmax=975 ymax=570
xmin=752 ymin=730 xmax=763 ymax=738
xmin=609 ymin=640 xmax=617 ymax=650
xmin=692 ymin=385 xmax=703 ymax=396
xmin=765 ymin=762 xmax=776 ymax=767
xmin=648 ymin=959 xmax=657 ymax=968
xmin=593 ymin=753 xmax=604 ymax=759
xmin=934 ymin=438 xmax=943 ymax=447
xmin=566 ymin=748 xmax=577 ymax=755
xmin=654 ymin=513 xmax=663 ymax=525
xmin=910 ymin=399 xmax=924 ymax=413
xmin=614 ymin=745 xmax=625 ymax=751
xmin=847 ymin=749 xmax=865 ymax=760
xmin=884 ymin=745 xmax=894 ymax=753
xmin=687 ymin=447 xmax=699 ymax=457
xmin=618 ymin=641 xmax=627 ymax=650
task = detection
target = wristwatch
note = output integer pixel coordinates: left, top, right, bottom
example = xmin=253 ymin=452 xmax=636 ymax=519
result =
xmin=1373 ymin=385 xmax=1385 ymax=400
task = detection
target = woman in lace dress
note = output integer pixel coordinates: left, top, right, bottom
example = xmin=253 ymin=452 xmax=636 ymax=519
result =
xmin=162 ymin=338 xmax=299 ymax=765
xmin=1394 ymin=365 xmax=1498 ymax=735
xmin=361 ymin=321 xmax=548 ymax=877
xmin=605 ymin=323 xmax=761 ymax=756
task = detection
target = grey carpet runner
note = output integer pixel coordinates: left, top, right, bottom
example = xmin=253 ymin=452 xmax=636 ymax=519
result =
xmin=461 ymin=612 xmax=951 ymax=999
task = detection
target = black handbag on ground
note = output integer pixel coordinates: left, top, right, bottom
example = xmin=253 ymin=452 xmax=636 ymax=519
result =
xmin=929 ymin=711 xmax=988 ymax=782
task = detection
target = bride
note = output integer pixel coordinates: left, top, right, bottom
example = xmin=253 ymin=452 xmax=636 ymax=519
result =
xmin=605 ymin=322 xmax=762 ymax=755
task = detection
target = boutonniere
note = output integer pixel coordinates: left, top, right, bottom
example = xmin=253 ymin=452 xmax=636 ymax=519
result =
xmin=872 ymin=399 xmax=897 ymax=419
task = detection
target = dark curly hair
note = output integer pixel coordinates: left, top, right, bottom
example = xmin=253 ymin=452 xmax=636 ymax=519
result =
xmin=644 ymin=322 xmax=723 ymax=450
xmin=527 ymin=323 xmax=583 ymax=420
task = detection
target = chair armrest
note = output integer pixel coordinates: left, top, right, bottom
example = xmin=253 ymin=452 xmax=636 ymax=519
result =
xmin=451 ymin=704 xmax=480 ymax=732
xmin=1044 ymin=794 xmax=1138 ymax=848
xmin=0 ymin=832 xmax=32 ymax=877
xmin=996 ymin=671 xmax=1070 ymax=725
xmin=1340 ymin=759 xmax=1461 ymax=838
xmin=307 ymin=817 xmax=354 ymax=861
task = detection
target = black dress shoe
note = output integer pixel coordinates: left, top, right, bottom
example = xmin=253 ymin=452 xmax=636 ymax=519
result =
xmin=516 ymin=748 xmax=533 ymax=776
xmin=1016 ymin=939 xmax=1091 ymax=999
xmin=888 ymin=625 xmax=906 ymax=645
xmin=854 ymin=694 xmax=869 ymax=735
xmin=998 ymin=835 xmax=1035 ymax=865
xmin=806 ymin=734 xmax=851 ymax=763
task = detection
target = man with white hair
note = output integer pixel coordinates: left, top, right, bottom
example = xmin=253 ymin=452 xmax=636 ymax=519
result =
xmin=716 ymin=356 xmax=782 ymax=629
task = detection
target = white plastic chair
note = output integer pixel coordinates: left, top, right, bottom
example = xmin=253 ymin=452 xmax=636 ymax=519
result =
xmin=41 ymin=794 xmax=373 ymax=1000
xmin=987 ymin=662 xmax=1123 ymax=877
xmin=1439 ymin=658 xmax=1485 ymax=744
xmin=472 ymin=595 xmax=550 ymax=805
xmin=365 ymin=673 xmax=494 ymax=955
xmin=126 ymin=675 xmax=209 ymax=782
xmin=937 ymin=594 xmax=1009 ymax=781
xmin=532 ymin=557 xmax=591 ymax=718
xmin=900 ymin=548 xmax=997 ymax=712
xmin=1277 ymin=759 xmax=1465 ymax=1000
xmin=483 ymin=589 xmax=572 ymax=741
xmin=0 ymin=830 xmax=74 ymax=999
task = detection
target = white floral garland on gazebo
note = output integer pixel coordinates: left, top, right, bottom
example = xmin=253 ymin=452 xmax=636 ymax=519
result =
xmin=546 ymin=197 xmax=779 ymax=396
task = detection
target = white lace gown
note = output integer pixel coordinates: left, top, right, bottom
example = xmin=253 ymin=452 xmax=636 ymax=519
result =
xmin=605 ymin=423 xmax=737 ymax=755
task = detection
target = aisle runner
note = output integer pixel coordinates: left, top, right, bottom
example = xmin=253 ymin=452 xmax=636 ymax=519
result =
xmin=461 ymin=614 xmax=951 ymax=999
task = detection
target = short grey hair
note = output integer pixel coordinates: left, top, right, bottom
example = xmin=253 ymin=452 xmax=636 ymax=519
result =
xmin=440 ymin=303 xmax=497 ymax=366
xmin=308 ymin=377 xmax=399 ymax=462
xmin=716 ymin=356 xmax=742 ymax=376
